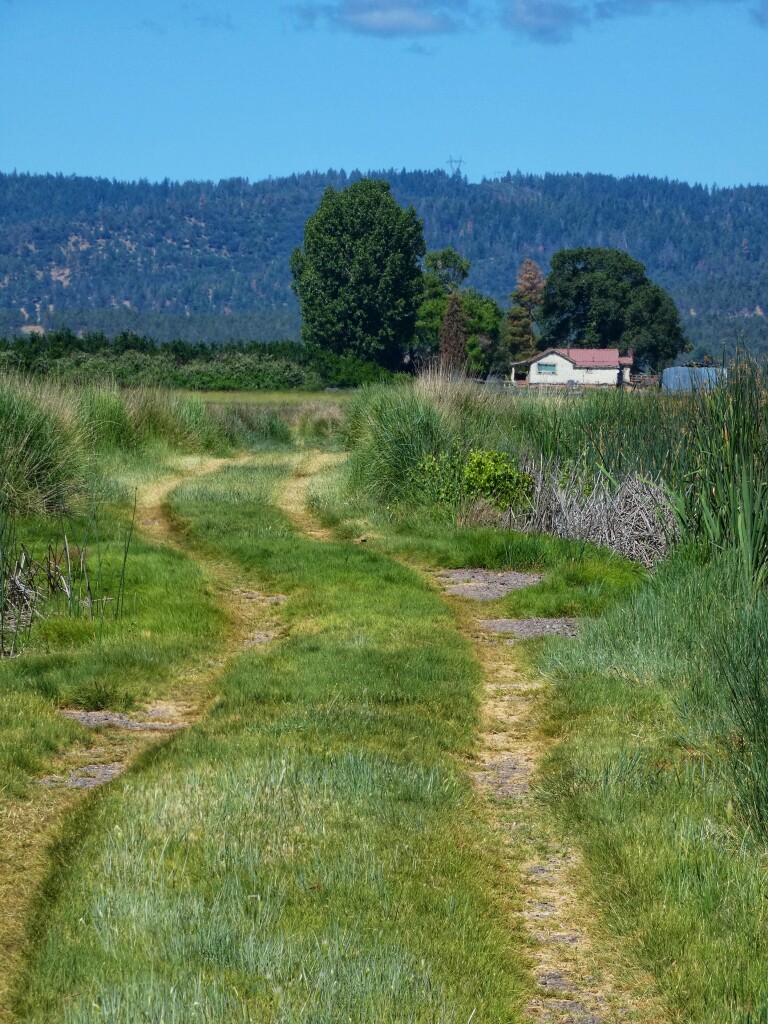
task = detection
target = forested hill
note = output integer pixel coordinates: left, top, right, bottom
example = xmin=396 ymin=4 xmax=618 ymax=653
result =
xmin=2 ymin=168 xmax=768 ymax=356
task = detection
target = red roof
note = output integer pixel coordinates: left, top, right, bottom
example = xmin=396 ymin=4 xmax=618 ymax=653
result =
xmin=535 ymin=348 xmax=633 ymax=368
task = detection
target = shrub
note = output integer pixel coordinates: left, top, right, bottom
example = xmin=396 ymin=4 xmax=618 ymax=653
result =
xmin=462 ymin=449 xmax=534 ymax=511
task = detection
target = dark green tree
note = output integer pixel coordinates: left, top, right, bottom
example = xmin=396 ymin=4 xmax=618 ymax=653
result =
xmin=439 ymin=292 xmax=467 ymax=372
xmin=506 ymin=304 xmax=537 ymax=363
xmin=462 ymin=290 xmax=505 ymax=375
xmin=423 ymin=247 xmax=470 ymax=292
xmin=290 ymin=179 xmax=426 ymax=369
xmin=539 ymin=247 xmax=689 ymax=369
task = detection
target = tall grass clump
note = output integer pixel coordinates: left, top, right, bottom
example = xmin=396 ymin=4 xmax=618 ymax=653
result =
xmin=676 ymin=358 xmax=768 ymax=586
xmin=0 ymin=501 xmax=34 ymax=656
xmin=504 ymin=386 xmax=693 ymax=480
xmin=207 ymin=402 xmax=294 ymax=448
xmin=345 ymin=373 xmax=510 ymax=515
xmin=77 ymin=385 xmax=136 ymax=451
xmin=122 ymin=389 xmax=231 ymax=453
xmin=536 ymin=542 xmax=768 ymax=1020
xmin=0 ymin=374 xmax=87 ymax=516
xmin=715 ymin=592 xmax=768 ymax=839
xmin=345 ymin=373 xmax=680 ymax=562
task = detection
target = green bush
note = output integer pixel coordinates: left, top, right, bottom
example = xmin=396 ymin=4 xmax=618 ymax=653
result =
xmin=462 ymin=449 xmax=534 ymax=511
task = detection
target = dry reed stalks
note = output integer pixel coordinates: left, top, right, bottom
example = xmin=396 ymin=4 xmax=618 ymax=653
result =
xmin=515 ymin=460 xmax=678 ymax=566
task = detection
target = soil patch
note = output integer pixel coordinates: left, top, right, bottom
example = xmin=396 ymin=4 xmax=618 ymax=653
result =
xmin=59 ymin=709 xmax=187 ymax=732
xmin=244 ymin=629 xmax=279 ymax=646
xmin=39 ymin=763 xmax=125 ymax=789
xmin=435 ymin=568 xmax=543 ymax=600
xmin=480 ymin=618 xmax=579 ymax=639
xmin=475 ymin=752 xmax=533 ymax=798
xmin=234 ymin=589 xmax=287 ymax=604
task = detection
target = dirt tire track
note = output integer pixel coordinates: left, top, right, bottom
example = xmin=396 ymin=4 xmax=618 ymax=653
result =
xmin=276 ymin=451 xmax=670 ymax=1024
xmin=467 ymin=622 xmax=669 ymax=1023
xmin=0 ymin=452 xmax=274 ymax=1023
xmin=275 ymin=451 xmax=344 ymax=541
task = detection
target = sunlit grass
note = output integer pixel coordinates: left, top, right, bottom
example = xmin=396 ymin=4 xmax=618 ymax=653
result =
xmin=193 ymin=389 xmax=354 ymax=405
xmin=16 ymin=459 xmax=528 ymax=1024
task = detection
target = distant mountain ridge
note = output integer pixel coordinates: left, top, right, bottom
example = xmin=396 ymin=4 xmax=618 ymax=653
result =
xmin=1 ymin=168 xmax=767 ymax=355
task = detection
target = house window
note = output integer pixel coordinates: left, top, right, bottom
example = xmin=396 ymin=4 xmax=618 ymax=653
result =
xmin=537 ymin=363 xmax=557 ymax=374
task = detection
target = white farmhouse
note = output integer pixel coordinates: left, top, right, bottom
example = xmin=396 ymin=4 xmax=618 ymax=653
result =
xmin=525 ymin=348 xmax=633 ymax=386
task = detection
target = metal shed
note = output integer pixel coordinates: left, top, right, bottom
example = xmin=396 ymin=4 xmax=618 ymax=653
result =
xmin=660 ymin=366 xmax=727 ymax=393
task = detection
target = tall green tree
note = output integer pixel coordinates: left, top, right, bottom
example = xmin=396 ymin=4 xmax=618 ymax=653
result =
xmin=415 ymin=249 xmax=504 ymax=373
xmin=539 ymin=247 xmax=689 ymax=368
xmin=290 ymin=179 xmax=425 ymax=369
xmin=423 ymin=248 xmax=470 ymax=292
xmin=462 ymin=290 xmax=505 ymax=375
xmin=439 ymin=292 xmax=467 ymax=372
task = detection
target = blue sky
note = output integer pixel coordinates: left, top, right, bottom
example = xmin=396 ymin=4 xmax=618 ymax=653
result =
xmin=1 ymin=0 xmax=766 ymax=186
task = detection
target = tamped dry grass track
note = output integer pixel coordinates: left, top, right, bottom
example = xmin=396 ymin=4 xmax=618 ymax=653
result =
xmin=279 ymin=453 xmax=671 ymax=1024
xmin=0 ymin=453 xmax=275 ymax=1024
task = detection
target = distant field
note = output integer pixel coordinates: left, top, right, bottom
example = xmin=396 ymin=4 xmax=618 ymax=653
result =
xmin=193 ymin=389 xmax=356 ymax=406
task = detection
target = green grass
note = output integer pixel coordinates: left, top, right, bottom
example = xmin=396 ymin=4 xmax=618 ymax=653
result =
xmin=314 ymin=371 xmax=768 ymax=1023
xmin=536 ymin=548 xmax=768 ymax=1022
xmin=15 ymin=457 xmax=528 ymax=1023
xmin=195 ymin=389 xmax=354 ymax=406
xmin=0 ymin=501 xmax=225 ymax=797
xmin=309 ymin=459 xmax=643 ymax=618
xmin=13 ymin=367 xmax=768 ymax=1024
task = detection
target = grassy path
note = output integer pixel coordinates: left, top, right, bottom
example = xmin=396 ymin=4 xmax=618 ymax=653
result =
xmin=0 ymin=454 xmax=268 ymax=1024
xmin=8 ymin=447 xmax=672 ymax=1023
xmin=12 ymin=453 xmax=529 ymax=1022
xmin=292 ymin=456 xmax=671 ymax=1023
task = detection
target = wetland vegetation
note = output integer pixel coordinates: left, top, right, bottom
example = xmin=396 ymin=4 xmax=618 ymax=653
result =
xmin=2 ymin=367 xmax=768 ymax=1022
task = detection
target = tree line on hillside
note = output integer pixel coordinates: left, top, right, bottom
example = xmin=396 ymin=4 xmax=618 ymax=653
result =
xmin=1 ymin=169 xmax=767 ymax=357
xmin=291 ymin=179 xmax=690 ymax=375
xmin=3 ymin=180 xmax=692 ymax=385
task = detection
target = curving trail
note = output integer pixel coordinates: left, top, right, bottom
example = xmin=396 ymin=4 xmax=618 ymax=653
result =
xmin=278 ymin=452 xmax=670 ymax=1024
xmin=275 ymin=450 xmax=344 ymax=541
xmin=0 ymin=453 xmax=274 ymax=1024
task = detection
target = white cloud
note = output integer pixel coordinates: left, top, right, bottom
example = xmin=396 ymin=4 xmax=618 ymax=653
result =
xmin=289 ymin=0 xmax=473 ymax=35
xmin=499 ymin=0 xmax=768 ymax=40
xmin=500 ymin=0 xmax=588 ymax=40
xmin=289 ymin=0 xmax=768 ymax=39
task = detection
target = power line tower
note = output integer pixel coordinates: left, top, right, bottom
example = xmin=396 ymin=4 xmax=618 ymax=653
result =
xmin=447 ymin=155 xmax=465 ymax=176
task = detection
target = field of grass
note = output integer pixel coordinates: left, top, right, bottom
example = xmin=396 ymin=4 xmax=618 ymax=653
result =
xmin=14 ymin=458 xmax=529 ymax=1023
xmin=194 ymin=388 xmax=354 ymax=405
xmin=4 ymin=367 xmax=768 ymax=1023
xmin=321 ymin=368 xmax=768 ymax=1023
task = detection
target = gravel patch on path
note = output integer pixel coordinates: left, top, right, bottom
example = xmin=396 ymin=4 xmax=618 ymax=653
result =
xmin=480 ymin=618 xmax=579 ymax=639
xmin=60 ymin=710 xmax=187 ymax=732
xmin=39 ymin=763 xmax=126 ymax=789
xmin=435 ymin=568 xmax=543 ymax=600
xmin=244 ymin=629 xmax=279 ymax=646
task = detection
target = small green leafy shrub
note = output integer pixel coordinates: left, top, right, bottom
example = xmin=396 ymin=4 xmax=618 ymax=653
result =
xmin=462 ymin=449 xmax=534 ymax=511
xmin=411 ymin=448 xmax=534 ymax=518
